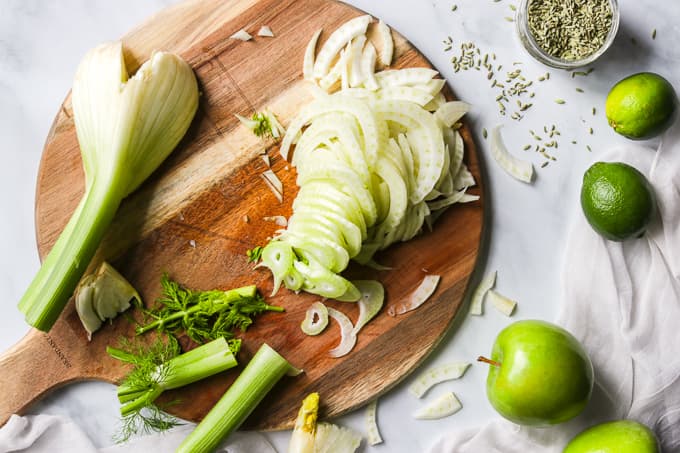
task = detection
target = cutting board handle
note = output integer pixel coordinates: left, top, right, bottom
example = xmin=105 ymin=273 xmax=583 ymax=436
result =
xmin=0 ymin=328 xmax=77 ymax=426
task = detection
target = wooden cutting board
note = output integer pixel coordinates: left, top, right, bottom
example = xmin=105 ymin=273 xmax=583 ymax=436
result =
xmin=0 ymin=0 xmax=484 ymax=431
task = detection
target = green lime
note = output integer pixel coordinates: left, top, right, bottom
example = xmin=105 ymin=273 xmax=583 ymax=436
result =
xmin=580 ymin=162 xmax=655 ymax=241
xmin=605 ymin=72 xmax=677 ymax=140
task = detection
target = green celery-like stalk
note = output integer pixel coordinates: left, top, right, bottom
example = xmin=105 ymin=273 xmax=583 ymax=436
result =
xmin=17 ymin=41 xmax=198 ymax=331
xmin=136 ymin=285 xmax=260 ymax=336
xmin=176 ymin=343 xmax=295 ymax=453
xmin=19 ymin=182 xmax=123 ymax=329
xmin=110 ymin=337 xmax=238 ymax=417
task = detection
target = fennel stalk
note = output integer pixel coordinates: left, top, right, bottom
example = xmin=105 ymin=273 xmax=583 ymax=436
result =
xmin=18 ymin=42 xmax=199 ymax=331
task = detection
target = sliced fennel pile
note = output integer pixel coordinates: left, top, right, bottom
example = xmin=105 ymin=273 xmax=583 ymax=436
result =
xmin=258 ymin=16 xmax=478 ymax=303
xmin=75 ymin=261 xmax=140 ymax=340
xmin=18 ymin=42 xmax=199 ymax=331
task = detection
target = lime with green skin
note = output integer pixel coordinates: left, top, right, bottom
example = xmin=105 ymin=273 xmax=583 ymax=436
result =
xmin=606 ymin=72 xmax=677 ymax=140
xmin=581 ymin=162 xmax=656 ymax=242
xmin=563 ymin=420 xmax=660 ymax=453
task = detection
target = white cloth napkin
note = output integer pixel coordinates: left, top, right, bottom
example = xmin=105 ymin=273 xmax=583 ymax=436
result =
xmin=0 ymin=414 xmax=276 ymax=453
xmin=431 ymin=121 xmax=680 ymax=452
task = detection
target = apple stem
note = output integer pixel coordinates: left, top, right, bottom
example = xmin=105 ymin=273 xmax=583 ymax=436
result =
xmin=477 ymin=356 xmax=501 ymax=368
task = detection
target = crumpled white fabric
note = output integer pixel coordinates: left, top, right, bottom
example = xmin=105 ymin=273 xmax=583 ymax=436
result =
xmin=0 ymin=414 xmax=276 ymax=453
xmin=431 ymin=121 xmax=680 ymax=453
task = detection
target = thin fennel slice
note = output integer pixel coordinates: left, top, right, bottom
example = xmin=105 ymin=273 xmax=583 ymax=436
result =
xmin=348 ymin=35 xmax=367 ymax=87
xmin=365 ymin=399 xmax=383 ymax=445
xmin=230 ymin=29 xmax=253 ymax=41
xmin=377 ymin=20 xmax=393 ymax=66
xmin=327 ymin=307 xmax=357 ymax=358
xmin=352 ymin=280 xmax=384 ymax=335
xmin=435 ymin=101 xmax=471 ymax=128
xmin=408 ymin=362 xmax=471 ymax=398
xmin=257 ymin=26 xmax=274 ymax=37
xmin=488 ymin=289 xmax=517 ymax=316
xmin=374 ymin=68 xmax=438 ymax=87
xmin=387 ymin=275 xmax=440 ymax=316
xmin=304 ymin=28 xmax=323 ymax=80
xmin=470 ymin=271 xmax=496 ymax=315
xmin=313 ymin=422 xmax=362 ymax=453
xmin=262 ymin=169 xmax=283 ymax=195
xmin=312 ymin=15 xmax=371 ymax=79
xmin=260 ymin=173 xmax=283 ymax=203
xmin=360 ymin=41 xmax=379 ymax=90
xmin=490 ymin=125 xmax=534 ymax=183
xmin=301 ymin=301 xmax=329 ymax=335
xmin=413 ymin=392 xmax=462 ymax=420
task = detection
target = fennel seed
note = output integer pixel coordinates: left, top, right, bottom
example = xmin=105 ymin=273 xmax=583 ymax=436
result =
xmin=527 ymin=0 xmax=613 ymax=61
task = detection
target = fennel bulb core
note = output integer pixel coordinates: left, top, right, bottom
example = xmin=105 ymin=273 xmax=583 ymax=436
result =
xmin=18 ymin=42 xmax=199 ymax=331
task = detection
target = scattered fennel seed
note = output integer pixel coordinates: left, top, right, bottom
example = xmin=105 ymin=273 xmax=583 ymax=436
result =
xmin=452 ymin=4 xmax=458 ymax=11
xmin=483 ymin=128 xmax=488 ymax=139
xmin=589 ymin=127 xmax=594 ymax=134
xmin=652 ymin=29 xmax=657 ymax=40
xmin=541 ymin=161 xmax=549 ymax=168
xmin=587 ymin=145 xmax=592 ymax=152
xmin=555 ymin=99 xmax=565 ymax=104
xmin=575 ymin=88 xmax=584 ymax=93
xmin=592 ymin=107 xmax=596 ymax=115
xmin=504 ymin=17 xmax=514 ymax=22
xmin=523 ymin=144 xmax=531 ymax=151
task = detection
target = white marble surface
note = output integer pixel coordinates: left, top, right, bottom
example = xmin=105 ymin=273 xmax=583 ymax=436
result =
xmin=0 ymin=0 xmax=678 ymax=451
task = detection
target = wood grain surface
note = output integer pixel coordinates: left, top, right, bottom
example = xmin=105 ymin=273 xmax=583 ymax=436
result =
xmin=0 ymin=0 xmax=484 ymax=431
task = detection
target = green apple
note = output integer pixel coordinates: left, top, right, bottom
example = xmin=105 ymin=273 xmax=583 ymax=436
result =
xmin=563 ymin=420 xmax=659 ymax=453
xmin=479 ymin=320 xmax=593 ymax=426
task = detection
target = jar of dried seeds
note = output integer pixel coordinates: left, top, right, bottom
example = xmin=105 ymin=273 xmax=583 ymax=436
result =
xmin=516 ymin=0 xmax=619 ymax=68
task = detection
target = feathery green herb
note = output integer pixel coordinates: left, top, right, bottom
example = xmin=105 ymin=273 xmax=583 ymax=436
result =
xmin=136 ymin=274 xmax=283 ymax=343
xmin=108 ymin=335 xmax=240 ymax=442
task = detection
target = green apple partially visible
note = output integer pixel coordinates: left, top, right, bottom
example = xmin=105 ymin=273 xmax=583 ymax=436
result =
xmin=563 ymin=420 xmax=659 ymax=453
xmin=479 ymin=320 xmax=593 ymax=426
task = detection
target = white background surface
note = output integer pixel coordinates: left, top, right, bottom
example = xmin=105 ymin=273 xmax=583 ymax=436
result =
xmin=0 ymin=0 xmax=678 ymax=451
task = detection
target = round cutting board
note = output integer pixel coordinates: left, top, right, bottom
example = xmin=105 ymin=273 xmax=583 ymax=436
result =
xmin=2 ymin=0 xmax=484 ymax=431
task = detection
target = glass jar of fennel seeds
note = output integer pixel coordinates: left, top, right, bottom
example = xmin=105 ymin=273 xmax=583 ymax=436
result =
xmin=516 ymin=0 xmax=619 ymax=69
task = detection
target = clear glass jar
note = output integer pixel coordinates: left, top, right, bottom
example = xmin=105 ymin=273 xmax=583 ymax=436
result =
xmin=516 ymin=0 xmax=620 ymax=69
